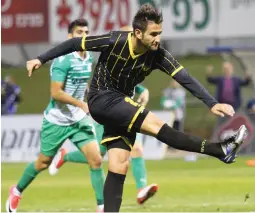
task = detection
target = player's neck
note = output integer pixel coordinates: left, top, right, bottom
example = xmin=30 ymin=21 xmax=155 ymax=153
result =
xmin=131 ymin=34 xmax=147 ymax=55
xmin=78 ymin=51 xmax=86 ymax=59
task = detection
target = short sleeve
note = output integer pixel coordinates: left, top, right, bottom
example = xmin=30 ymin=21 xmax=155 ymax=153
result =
xmin=50 ymin=55 xmax=70 ymax=82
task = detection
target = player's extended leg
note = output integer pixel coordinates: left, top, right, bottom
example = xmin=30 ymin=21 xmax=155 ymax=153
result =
xmin=88 ymin=92 xmax=246 ymax=213
xmin=140 ymin=111 xmax=247 ymax=163
xmin=131 ymin=134 xmax=158 ymax=204
xmin=6 ymin=118 xmax=66 ymax=213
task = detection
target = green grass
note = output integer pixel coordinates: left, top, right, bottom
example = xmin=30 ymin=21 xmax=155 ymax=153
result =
xmin=2 ymin=157 xmax=255 ymax=212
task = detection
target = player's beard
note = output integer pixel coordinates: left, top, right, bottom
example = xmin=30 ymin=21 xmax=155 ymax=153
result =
xmin=139 ymin=39 xmax=158 ymax=52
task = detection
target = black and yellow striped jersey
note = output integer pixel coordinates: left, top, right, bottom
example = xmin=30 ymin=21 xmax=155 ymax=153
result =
xmin=38 ymin=31 xmax=218 ymax=108
xmin=81 ymin=31 xmax=183 ymax=97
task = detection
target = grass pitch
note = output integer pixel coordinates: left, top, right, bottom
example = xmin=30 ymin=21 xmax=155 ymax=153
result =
xmin=1 ymin=157 xmax=255 ymax=212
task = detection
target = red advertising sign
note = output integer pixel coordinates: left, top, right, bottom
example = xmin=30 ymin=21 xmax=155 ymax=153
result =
xmin=49 ymin=0 xmax=134 ymax=43
xmin=1 ymin=0 xmax=49 ymax=43
xmin=213 ymin=113 xmax=255 ymax=150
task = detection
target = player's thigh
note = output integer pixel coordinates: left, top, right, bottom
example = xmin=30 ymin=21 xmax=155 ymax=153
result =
xmin=140 ymin=111 xmax=165 ymax=137
xmin=40 ymin=118 xmax=70 ymax=157
xmin=70 ymin=117 xmax=97 ymax=148
xmin=89 ymin=90 xmax=149 ymax=133
xmin=70 ymin=117 xmax=102 ymax=166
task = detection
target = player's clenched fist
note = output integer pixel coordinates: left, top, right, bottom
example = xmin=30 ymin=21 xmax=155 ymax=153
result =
xmin=211 ymin=103 xmax=235 ymax=117
xmin=26 ymin=59 xmax=42 ymax=77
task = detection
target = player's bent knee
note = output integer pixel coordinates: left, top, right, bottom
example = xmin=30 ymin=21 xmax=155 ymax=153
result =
xmin=109 ymin=157 xmax=129 ymax=175
xmin=35 ymin=154 xmax=53 ymax=171
xmin=140 ymin=111 xmax=165 ymax=137
xmin=88 ymin=154 xmax=103 ymax=169
xmin=107 ymin=141 xmax=131 ymax=175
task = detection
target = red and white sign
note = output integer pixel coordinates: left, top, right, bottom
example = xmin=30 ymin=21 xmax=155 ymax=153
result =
xmin=213 ymin=113 xmax=255 ymax=149
xmin=49 ymin=0 xmax=134 ymax=43
xmin=1 ymin=0 xmax=49 ymax=44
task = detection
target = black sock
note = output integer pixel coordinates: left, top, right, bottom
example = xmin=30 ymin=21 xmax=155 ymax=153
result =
xmin=157 ymin=124 xmax=225 ymax=158
xmin=104 ymin=170 xmax=126 ymax=212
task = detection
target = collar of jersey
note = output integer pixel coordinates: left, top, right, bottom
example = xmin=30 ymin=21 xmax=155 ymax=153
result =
xmin=128 ymin=32 xmax=147 ymax=59
xmin=72 ymin=52 xmax=90 ymax=61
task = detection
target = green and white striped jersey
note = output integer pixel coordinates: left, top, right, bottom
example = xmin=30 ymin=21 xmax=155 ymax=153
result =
xmin=44 ymin=52 xmax=93 ymax=125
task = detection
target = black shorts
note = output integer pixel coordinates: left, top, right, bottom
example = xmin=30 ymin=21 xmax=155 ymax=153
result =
xmin=88 ymin=89 xmax=149 ymax=149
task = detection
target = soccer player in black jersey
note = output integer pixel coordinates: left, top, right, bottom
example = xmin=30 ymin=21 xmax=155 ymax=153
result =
xmin=26 ymin=4 xmax=248 ymax=212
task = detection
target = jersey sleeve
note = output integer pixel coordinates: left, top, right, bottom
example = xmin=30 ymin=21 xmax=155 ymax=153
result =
xmin=50 ymin=55 xmax=70 ymax=82
xmin=135 ymin=84 xmax=146 ymax=95
xmin=81 ymin=33 xmax=111 ymax=52
xmin=152 ymin=47 xmax=184 ymax=77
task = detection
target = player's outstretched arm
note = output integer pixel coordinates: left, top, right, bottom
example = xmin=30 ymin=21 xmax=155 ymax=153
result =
xmin=37 ymin=37 xmax=83 ymax=64
xmin=27 ymin=33 xmax=111 ymax=77
xmin=154 ymin=48 xmax=235 ymax=117
xmin=173 ymin=69 xmax=235 ymax=117
xmin=27 ymin=37 xmax=83 ymax=77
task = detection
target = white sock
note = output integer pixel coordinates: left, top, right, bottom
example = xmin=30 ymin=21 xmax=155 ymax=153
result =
xmin=14 ymin=187 xmax=21 ymax=196
xmin=97 ymin=204 xmax=104 ymax=211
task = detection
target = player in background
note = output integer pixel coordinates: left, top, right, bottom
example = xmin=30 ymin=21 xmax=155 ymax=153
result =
xmin=6 ymin=19 xmax=105 ymax=213
xmin=50 ymin=83 xmax=158 ymax=204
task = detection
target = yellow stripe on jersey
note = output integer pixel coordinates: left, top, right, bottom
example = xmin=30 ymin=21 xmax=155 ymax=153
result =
xmin=81 ymin=36 xmax=86 ymax=50
xmin=111 ymin=39 xmax=128 ymax=73
xmin=171 ymin=66 xmax=184 ymax=77
xmin=106 ymin=33 xmax=122 ymax=64
xmin=128 ymin=33 xmax=147 ymax=59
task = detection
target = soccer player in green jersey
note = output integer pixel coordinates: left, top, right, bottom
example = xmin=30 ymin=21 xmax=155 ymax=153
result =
xmin=49 ymin=84 xmax=158 ymax=205
xmin=6 ymin=19 xmax=105 ymax=213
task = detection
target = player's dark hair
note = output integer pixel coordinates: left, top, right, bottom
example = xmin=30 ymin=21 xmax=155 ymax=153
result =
xmin=68 ymin=18 xmax=88 ymax=33
xmin=132 ymin=4 xmax=163 ymax=32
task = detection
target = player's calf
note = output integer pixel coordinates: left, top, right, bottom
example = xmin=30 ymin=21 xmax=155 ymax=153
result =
xmin=104 ymin=139 xmax=130 ymax=212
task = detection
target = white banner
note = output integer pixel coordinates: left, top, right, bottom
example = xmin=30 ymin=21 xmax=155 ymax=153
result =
xmin=1 ymin=111 xmax=175 ymax=162
xmin=151 ymin=0 xmax=217 ymax=38
xmin=1 ymin=115 xmax=43 ymax=162
xmin=217 ymin=0 xmax=255 ymax=37
xmin=49 ymin=0 xmax=135 ymax=43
